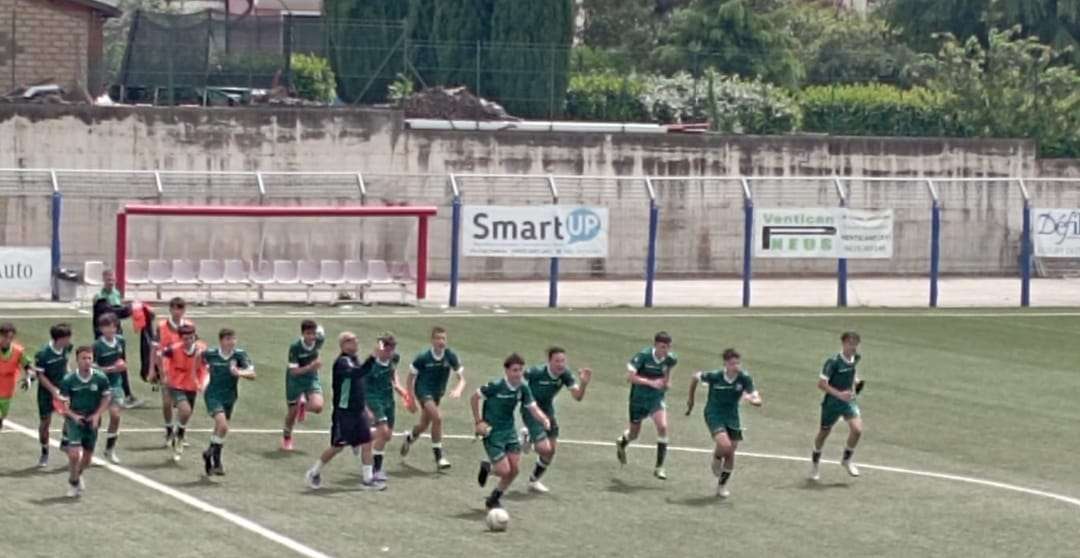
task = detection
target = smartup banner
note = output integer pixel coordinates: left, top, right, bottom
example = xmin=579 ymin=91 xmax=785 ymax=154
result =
xmin=1034 ymin=209 xmax=1080 ymax=257
xmin=0 ymin=247 xmax=52 ymax=298
xmin=463 ymin=205 xmax=609 ymax=258
xmin=754 ymin=208 xmax=893 ymax=259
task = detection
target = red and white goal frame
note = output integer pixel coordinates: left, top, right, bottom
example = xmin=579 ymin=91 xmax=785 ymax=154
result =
xmin=114 ymin=204 xmax=439 ymax=299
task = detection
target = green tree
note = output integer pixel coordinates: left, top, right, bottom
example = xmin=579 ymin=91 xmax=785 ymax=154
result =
xmin=407 ymin=0 xmax=438 ymax=86
xmin=487 ymin=0 xmax=574 ymax=117
xmin=325 ymin=0 xmax=408 ymax=102
xmin=431 ymin=0 xmax=495 ymax=89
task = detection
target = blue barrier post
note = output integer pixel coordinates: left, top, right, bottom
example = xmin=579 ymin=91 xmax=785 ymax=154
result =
xmin=836 ymin=185 xmax=848 ymax=307
xmin=929 ymin=200 xmax=941 ymax=307
xmin=742 ymin=199 xmax=753 ymax=307
xmin=644 ymin=199 xmax=658 ymax=308
xmin=548 ymin=257 xmax=559 ymax=308
xmin=449 ymin=196 xmax=461 ymax=307
xmin=50 ymin=191 xmax=62 ymax=302
xmin=1021 ymin=201 xmax=1032 ymax=307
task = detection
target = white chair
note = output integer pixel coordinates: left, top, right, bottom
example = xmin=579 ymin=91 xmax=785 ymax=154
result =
xmin=273 ymin=260 xmax=299 ymax=285
xmin=80 ymin=260 xmax=105 ymax=307
xmin=223 ymin=260 xmax=253 ymax=304
xmin=366 ymin=259 xmax=408 ymax=304
xmin=250 ymin=261 xmax=274 ymax=302
xmin=147 ymin=259 xmax=173 ymax=300
xmin=172 ymin=260 xmax=200 ymax=300
xmin=343 ymin=259 xmax=370 ymax=300
xmin=125 ymin=260 xmax=149 ymax=298
xmin=197 ymin=260 xmax=225 ymax=303
xmin=389 ymin=261 xmax=408 ymax=280
xmin=320 ymin=260 xmax=345 ymax=306
xmin=297 ymin=260 xmax=322 ymax=304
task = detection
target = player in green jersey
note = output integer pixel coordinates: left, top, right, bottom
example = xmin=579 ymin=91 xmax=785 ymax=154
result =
xmin=400 ymin=326 xmax=466 ymax=470
xmin=201 ymin=328 xmax=256 ymax=477
xmin=363 ymin=333 xmax=407 ymax=482
xmin=685 ymin=348 xmax=762 ymax=498
xmin=810 ymin=331 xmax=865 ymax=481
xmin=60 ymin=346 xmax=112 ymax=498
xmin=615 ymin=331 xmax=678 ymax=480
xmin=32 ymin=323 xmax=73 ymax=468
xmin=92 ymin=313 xmax=128 ymax=464
xmin=519 ymin=347 xmax=591 ymax=494
xmin=471 ymin=353 xmax=551 ymax=510
xmin=282 ymin=320 xmax=325 ymax=451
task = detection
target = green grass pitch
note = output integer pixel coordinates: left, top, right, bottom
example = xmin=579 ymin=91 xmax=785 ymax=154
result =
xmin=1 ymin=307 xmax=1078 ymax=557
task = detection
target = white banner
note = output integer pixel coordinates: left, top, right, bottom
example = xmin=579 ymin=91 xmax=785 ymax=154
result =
xmin=0 ymin=247 xmax=52 ymax=298
xmin=755 ymin=208 xmax=893 ymax=259
xmin=463 ymin=205 xmax=609 ymax=258
xmin=1034 ymin=208 xmax=1080 ymax=257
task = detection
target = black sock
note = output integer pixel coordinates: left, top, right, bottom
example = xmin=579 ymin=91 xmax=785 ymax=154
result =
xmin=812 ymin=450 xmax=822 ymax=464
xmin=843 ymin=448 xmax=854 ymax=462
xmin=478 ymin=461 xmax=491 ymax=487
xmin=0 ymin=418 xmax=4 ymax=429
xmin=720 ymin=471 xmax=732 ymax=485
xmin=489 ymin=487 xmax=503 ymax=501
xmin=373 ymin=453 xmax=384 ymax=472
xmin=433 ymin=446 xmax=444 ymax=460
xmin=656 ymin=442 xmax=668 ymax=468
xmin=166 ymin=425 xmax=174 ymax=438
xmin=617 ymin=435 xmax=629 ymax=448
xmin=177 ymin=427 xmax=186 ymax=440
xmin=106 ymin=434 xmax=118 ymax=451
xmin=121 ymin=370 xmax=133 ymax=399
xmin=41 ymin=445 xmax=48 ymax=457
xmin=211 ymin=443 xmax=223 ymax=467
xmin=69 ymin=478 xmax=79 ymax=487
xmin=531 ymin=458 xmax=549 ymax=481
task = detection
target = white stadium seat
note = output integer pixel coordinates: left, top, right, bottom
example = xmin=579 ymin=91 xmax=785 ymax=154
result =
xmin=366 ymin=259 xmax=408 ymax=304
xmin=198 ymin=260 xmax=225 ymax=302
xmin=273 ymin=260 xmax=299 ymax=285
xmin=172 ymin=259 xmax=200 ymax=287
xmin=223 ymin=259 xmax=253 ymax=305
xmin=298 ymin=260 xmax=322 ymax=304
xmin=126 ymin=260 xmax=149 ymax=298
xmin=148 ymin=259 xmax=173 ymax=299
xmin=343 ymin=260 xmax=370 ymax=300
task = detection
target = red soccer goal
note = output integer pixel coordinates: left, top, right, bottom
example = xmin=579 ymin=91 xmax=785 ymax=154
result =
xmin=114 ymin=204 xmax=438 ymax=300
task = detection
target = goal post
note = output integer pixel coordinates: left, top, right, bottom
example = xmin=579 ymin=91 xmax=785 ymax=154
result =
xmin=114 ymin=204 xmax=438 ymax=300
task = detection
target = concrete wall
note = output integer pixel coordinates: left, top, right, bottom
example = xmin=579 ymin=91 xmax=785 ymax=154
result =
xmin=0 ymin=104 xmax=1055 ymax=279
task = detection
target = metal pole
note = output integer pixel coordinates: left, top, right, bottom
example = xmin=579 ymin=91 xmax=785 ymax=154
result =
xmin=115 ymin=210 xmax=128 ymax=297
xmin=644 ymin=177 xmax=657 ymax=308
xmin=50 ymin=189 xmax=62 ymax=302
xmin=834 ymin=177 xmax=848 ymax=307
xmin=1021 ymin=200 xmax=1032 ymax=307
xmin=742 ymin=187 xmax=753 ymax=308
xmin=417 ymin=216 xmax=429 ymax=300
xmin=450 ymin=196 xmax=462 ymax=307
xmin=930 ymin=200 xmax=941 ymax=308
xmin=548 ymin=175 xmax=559 ymax=308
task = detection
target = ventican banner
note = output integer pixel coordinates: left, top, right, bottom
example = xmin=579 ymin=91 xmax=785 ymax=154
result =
xmin=754 ymin=208 xmax=893 ymax=259
xmin=463 ymin=206 xmax=609 ymax=258
xmin=0 ymin=247 xmax=52 ymax=298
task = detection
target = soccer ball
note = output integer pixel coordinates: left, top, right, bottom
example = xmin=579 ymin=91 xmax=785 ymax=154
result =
xmin=485 ymin=508 xmax=510 ymax=532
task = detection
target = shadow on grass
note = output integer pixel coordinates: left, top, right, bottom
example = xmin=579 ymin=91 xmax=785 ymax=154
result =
xmin=797 ymin=480 xmax=851 ymax=490
xmin=666 ymin=495 xmax=724 ymax=508
xmin=126 ymin=444 xmax=170 ymax=453
xmin=0 ymin=466 xmax=66 ymax=478
xmin=128 ymin=459 xmax=183 ymax=471
xmin=259 ymin=449 xmax=307 ymax=460
xmin=29 ymin=495 xmax=79 ymax=506
xmin=604 ymin=477 xmax=662 ymax=495
xmin=449 ymin=509 xmax=488 ymax=522
xmin=393 ymin=462 xmax=437 ymax=479
xmin=170 ymin=477 xmax=219 ymax=488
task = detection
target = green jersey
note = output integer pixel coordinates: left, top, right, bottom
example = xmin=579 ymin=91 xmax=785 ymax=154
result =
xmin=94 ymin=288 xmax=123 ymax=307
xmin=522 ymin=364 xmax=577 ymax=415
xmin=363 ymin=353 xmax=400 ymax=402
xmin=820 ymin=353 xmax=860 ymax=403
xmin=286 ymin=334 xmax=325 ymax=378
xmin=628 ymin=347 xmax=678 ymax=404
xmin=205 ymin=347 xmax=252 ymax=402
xmin=410 ymin=347 xmax=462 ymax=396
xmin=59 ymin=369 xmax=111 ymax=415
xmin=480 ymin=377 xmax=534 ymax=435
xmin=93 ymin=336 xmax=126 ymax=389
xmin=34 ymin=342 xmax=72 ymax=387
xmin=700 ymin=369 xmax=755 ymax=421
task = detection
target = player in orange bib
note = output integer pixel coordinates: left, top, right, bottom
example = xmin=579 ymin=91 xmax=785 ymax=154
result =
xmin=0 ymin=323 xmax=35 ymax=431
xmin=151 ymin=297 xmax=195 ymax=448
xmin=159 ymin=323 xmax=208 ymax=463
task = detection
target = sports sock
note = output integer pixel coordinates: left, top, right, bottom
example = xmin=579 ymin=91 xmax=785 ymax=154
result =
xmin=842 ymin=447 xmax=855 ymax=462
xmin=489 ymin=487 xmax=504 ymax=501
xmin=719 ymin=470 xmax=733 ymax=485
xmin=106 ymin=433 xmax=118 ymax=451
xmin=530 ymin=457 xmax=550 ymax=482
xmin=282 ymin=427 xmax=292 ymax=440
xmin=311 ymin=460 xmax=323 ymax=474
xmin=165 ymin=424 xmax=174 ymax=438
xmin=373 ymin=451 xmax=384 ymax=472
xmin=210 ymin=435 xmax=224 ymax=466
xmin=432 ymin=442 xmax=444 ymax=461
xmin=361 ymin=464 xmax=374 ymax=483
xmin=811 ymin=449 xmax=822 ymax=464
xmin=656 ymin=438 xmax=669 ymax=468
xmin=41 ymin=445 xmax=49 ymax=457
xmin=177 ymin=426 xmax=186 ymax=441
xmin=618 ymin=431 xmax=631 ymax=448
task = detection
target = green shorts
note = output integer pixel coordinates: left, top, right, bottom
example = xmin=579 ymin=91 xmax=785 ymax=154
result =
xmin=109 ymin=385 xmax=126 ymax=409
xmin=821 ymin=398 xmax=860 ymax=429
xmin=169 ymin=388 xmax=198 ymax=406
xmin=37 ymin=388 xmax=57 ymax=419
xmin=706 ymin=414 xmax=743 ymax=441
xmin=367 ymin=397 xmax=395 ymax=428
xmin=415 ymin=388 xmax=444 ymax=405
xmin=0 ymin=397 xmax=10 ymax=418
xmin=523 ymin=411 xmax=559 ymax=443
xmin=205 ymin=396 xmax=236 ymax=420
xmin=629 ymin=397 xmax=666 ymax=423
xmin=286 ymin=373 xmax=322 ymax=404
xmin=483 ymin=432 xmax=521 ymax=463
xmin=63 ymin=417 xmax=99 ymax=450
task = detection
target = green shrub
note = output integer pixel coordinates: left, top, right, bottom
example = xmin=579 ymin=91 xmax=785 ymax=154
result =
xmin=642 ymin=71 xmax=800 ymax=134
xmin=800 ymin=83 xmax=967 ymax=137
xmin=291 ymin=53 xmax=337 ymax=103
xmin=208 ymin=53 xmax=284 ymax=88
xmin=564 ymin=72 xmax=649 ymax=122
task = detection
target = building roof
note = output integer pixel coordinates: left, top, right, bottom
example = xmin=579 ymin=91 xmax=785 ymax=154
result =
xmin=67 ymin=0 xmax=122 ymax=17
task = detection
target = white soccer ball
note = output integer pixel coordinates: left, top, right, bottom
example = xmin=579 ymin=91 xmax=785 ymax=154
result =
xmin=485 ymin=508 xmax=510 ymax=532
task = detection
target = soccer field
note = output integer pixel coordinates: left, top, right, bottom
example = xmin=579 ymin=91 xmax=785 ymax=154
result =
xmin=2 ymin=307 xmax=1078 ymax=558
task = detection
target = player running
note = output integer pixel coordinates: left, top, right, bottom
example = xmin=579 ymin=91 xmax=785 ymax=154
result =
xmin=518 ymin=347 xmax=591 ymax=494
xmin=364 ymin=333 xmax=407 ymax=482
xmin=0 ymin=323 xmax=34 ymax=431
xmin=201 ymin=328 xmax=256 ymax=477
xmin=91 ymin=268 xmax=141 ymax=408
xmin=92 ymin=313 xmax=128 ymax=464
xmin=400 ymin=326 xmax=466 ymax=470
xmin=685 ymin=348 xmax=762 ymax=498
xmin=60 ymin=346 xmax=112 ymax=498
xmin=282 ymin=320 xmax=325 ymax=451
xmin=157 ymin=324 xmax=208 ymax=463
xmin=471 ymin=353 xmax=551 ymax=510
xmin=32 ymin=323 xmax=73 ymax=468
xmin=305 ymin=332 xmax=386 ymax=492
xmin=153 ymin=297 xmax=194 ymax=447
xmin=615 ymin=331 xmax=678 ymax=479
xmin=809 ymin=331 xmax=866 ymax=481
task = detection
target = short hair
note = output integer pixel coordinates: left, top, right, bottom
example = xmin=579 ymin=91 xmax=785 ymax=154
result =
xmin=547 ymin=346 xmax=565 ymax=360
xmin=169 ymin=297 xmax=186 ymax=309
xmin=841 ymin=331 xmax=861 ymax=344
xmin=75 ymin=345 xmax=93 ymax=357
xmin=97 ymin=313 xmax=117 ymax=328
xmin=654 ymin=331 xmax=672 ymax=344
xmin=0 ymin=322 xmax=14 ymax=336
xmin=338 ymin=331 xmax=357 ymax=347
xmin=722 ymin=348 xmax=740 ymax=361
xmin=300 ymin=320 xmax=318 ymax=333
xmin=178 ymin=324 xmax=196 ymax=336
xmin=431 ymin=326 xmax=447 ymax=337
xmin=218 ymin=328 xmax=235 ymax=341
xmin=50 ymin=323 xmax=72 ymax=341
xmin=503 ymin=352 xmax=525 ymax=369
xmin=378 ymin=333 xmax=397 ymax=348
xmin=102 ymin=268 xmax=114 ymax=278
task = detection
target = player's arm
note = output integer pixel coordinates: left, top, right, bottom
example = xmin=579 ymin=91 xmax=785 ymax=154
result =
xmin=569 ymin=367 xmax=591 ymax=401
xmin=35 ymin=364 xmax=62 ymax=399
xmin=744 ymin=390 xmax=763 ymax=406
xmin=470 ymin=388 xmax=489 ymax=436
xmin=685 ymin=371 xmax=702 ymax=415
xmin=89 ymin=384 xmax=112 ymax=427
xmin=19 ymin=354 xmax=35 ymax=390
xmin=626 ymin=362 xmax=662 ymax=389
xmin=524 ymin=402 xmax=551 ymax=430
xmin=231 ymin=354 xmax=257 ymax=380
xmin=817 ymin=360 xmax=852 ymax=401
xmin=449 ymin=365 xmax=467 ymax=398
xmin=661 ymin=363 xmax=675 ymax=390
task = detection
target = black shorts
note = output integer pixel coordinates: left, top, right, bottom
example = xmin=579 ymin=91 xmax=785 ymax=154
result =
xmin=331 ymin=410 xmax=372 ymax=448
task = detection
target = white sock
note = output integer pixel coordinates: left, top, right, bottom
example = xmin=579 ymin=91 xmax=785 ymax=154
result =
xmin=311 ymin=460 xmax=323 ymax=474
xmin=362 ymin=464 xmax=373 ymax=483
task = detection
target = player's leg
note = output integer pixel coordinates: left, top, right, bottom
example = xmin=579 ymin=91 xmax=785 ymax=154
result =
xmin=37 ymin=398 xmax=52 ymax=467
xmin=172 ymin=391 xmax=194 ymax=461
xmin=427 ymin=399 xmax=450 ymax=468
xmin=104 ymin=397 xmax=122 ymax=464
xmin=528 ymin=436 xmax=556 ymax=493
xmin=372 ymin=421 xmax=392 ymax=480
xmin=161 ymin=386 xmax=175 ymax=447
xmin=0 ymin=398 xmax=9 ymax=430
xmin=306 ymin=445 xmax=343 ymax=490
xmin=810 ymin=401 xmax=841 ymax=480
xmin=486 ymin=449 xmax=520 ymax=510
xmin=66 ymin=444 xmax=82 ymax=497
xmin=306 ymin=391 xmax=324 ymax=414
xmin=841 ymin=414 xmax=863 ymax=476
xmin=652 ymin=406 xmax=670 ymax=479
xmin=616 ymin=401 xmax=644 ymax=465
xmin=401 ymin=399 xmax=431 ymax=457
xmin=712 ymin=429 xmax=737 ymax=497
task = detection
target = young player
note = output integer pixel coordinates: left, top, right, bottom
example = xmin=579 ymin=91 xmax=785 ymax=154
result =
xmin=0 ymin=323 xmax=35 ymax=431
xmin=91 ymin=268 xmax=141 ymax=408
xmin=153 ymin=297 xmax=194 ymax=447
xmin=159 ymin=324 xmax=208 ymax=463
xmin=471 ymin=353 xmax=551 ymax=510
xmin=400 ymin=326 xmax=466 ymax=470
xmin=33 ymin=323 xmax=73 ymax=468
xmin=363 ymin=333 xmax=407 ymax=481
xmin=518 ymin=347 xmax=591 ymax=494
xmin=282 ymin=320 xmax=325 ymax=451
xmin=92 ymin=313 xmax=128 ymax=464
xmin=809 ymin=331 xmax=866 ymax=481
xmin=305 ymin=332 xmax=386 ymax=492
xmin=685 ymin=348 xmax=762 ymax=498
xmin=201 ymin=328 xmax=256 ymax=477
xmin=60 ymin=346 xmax=112 ymax=498
xmin=615 ymin=331 xmax=678 ymax=479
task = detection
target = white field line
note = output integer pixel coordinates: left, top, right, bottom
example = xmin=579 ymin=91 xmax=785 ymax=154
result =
xmin=21 ymin=426 xmax=1078 ymax=510
xmin=3 ymin=421 xmax=335 ymax=558
xmin=6 ymin=311 xmax=1080 ymax=320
